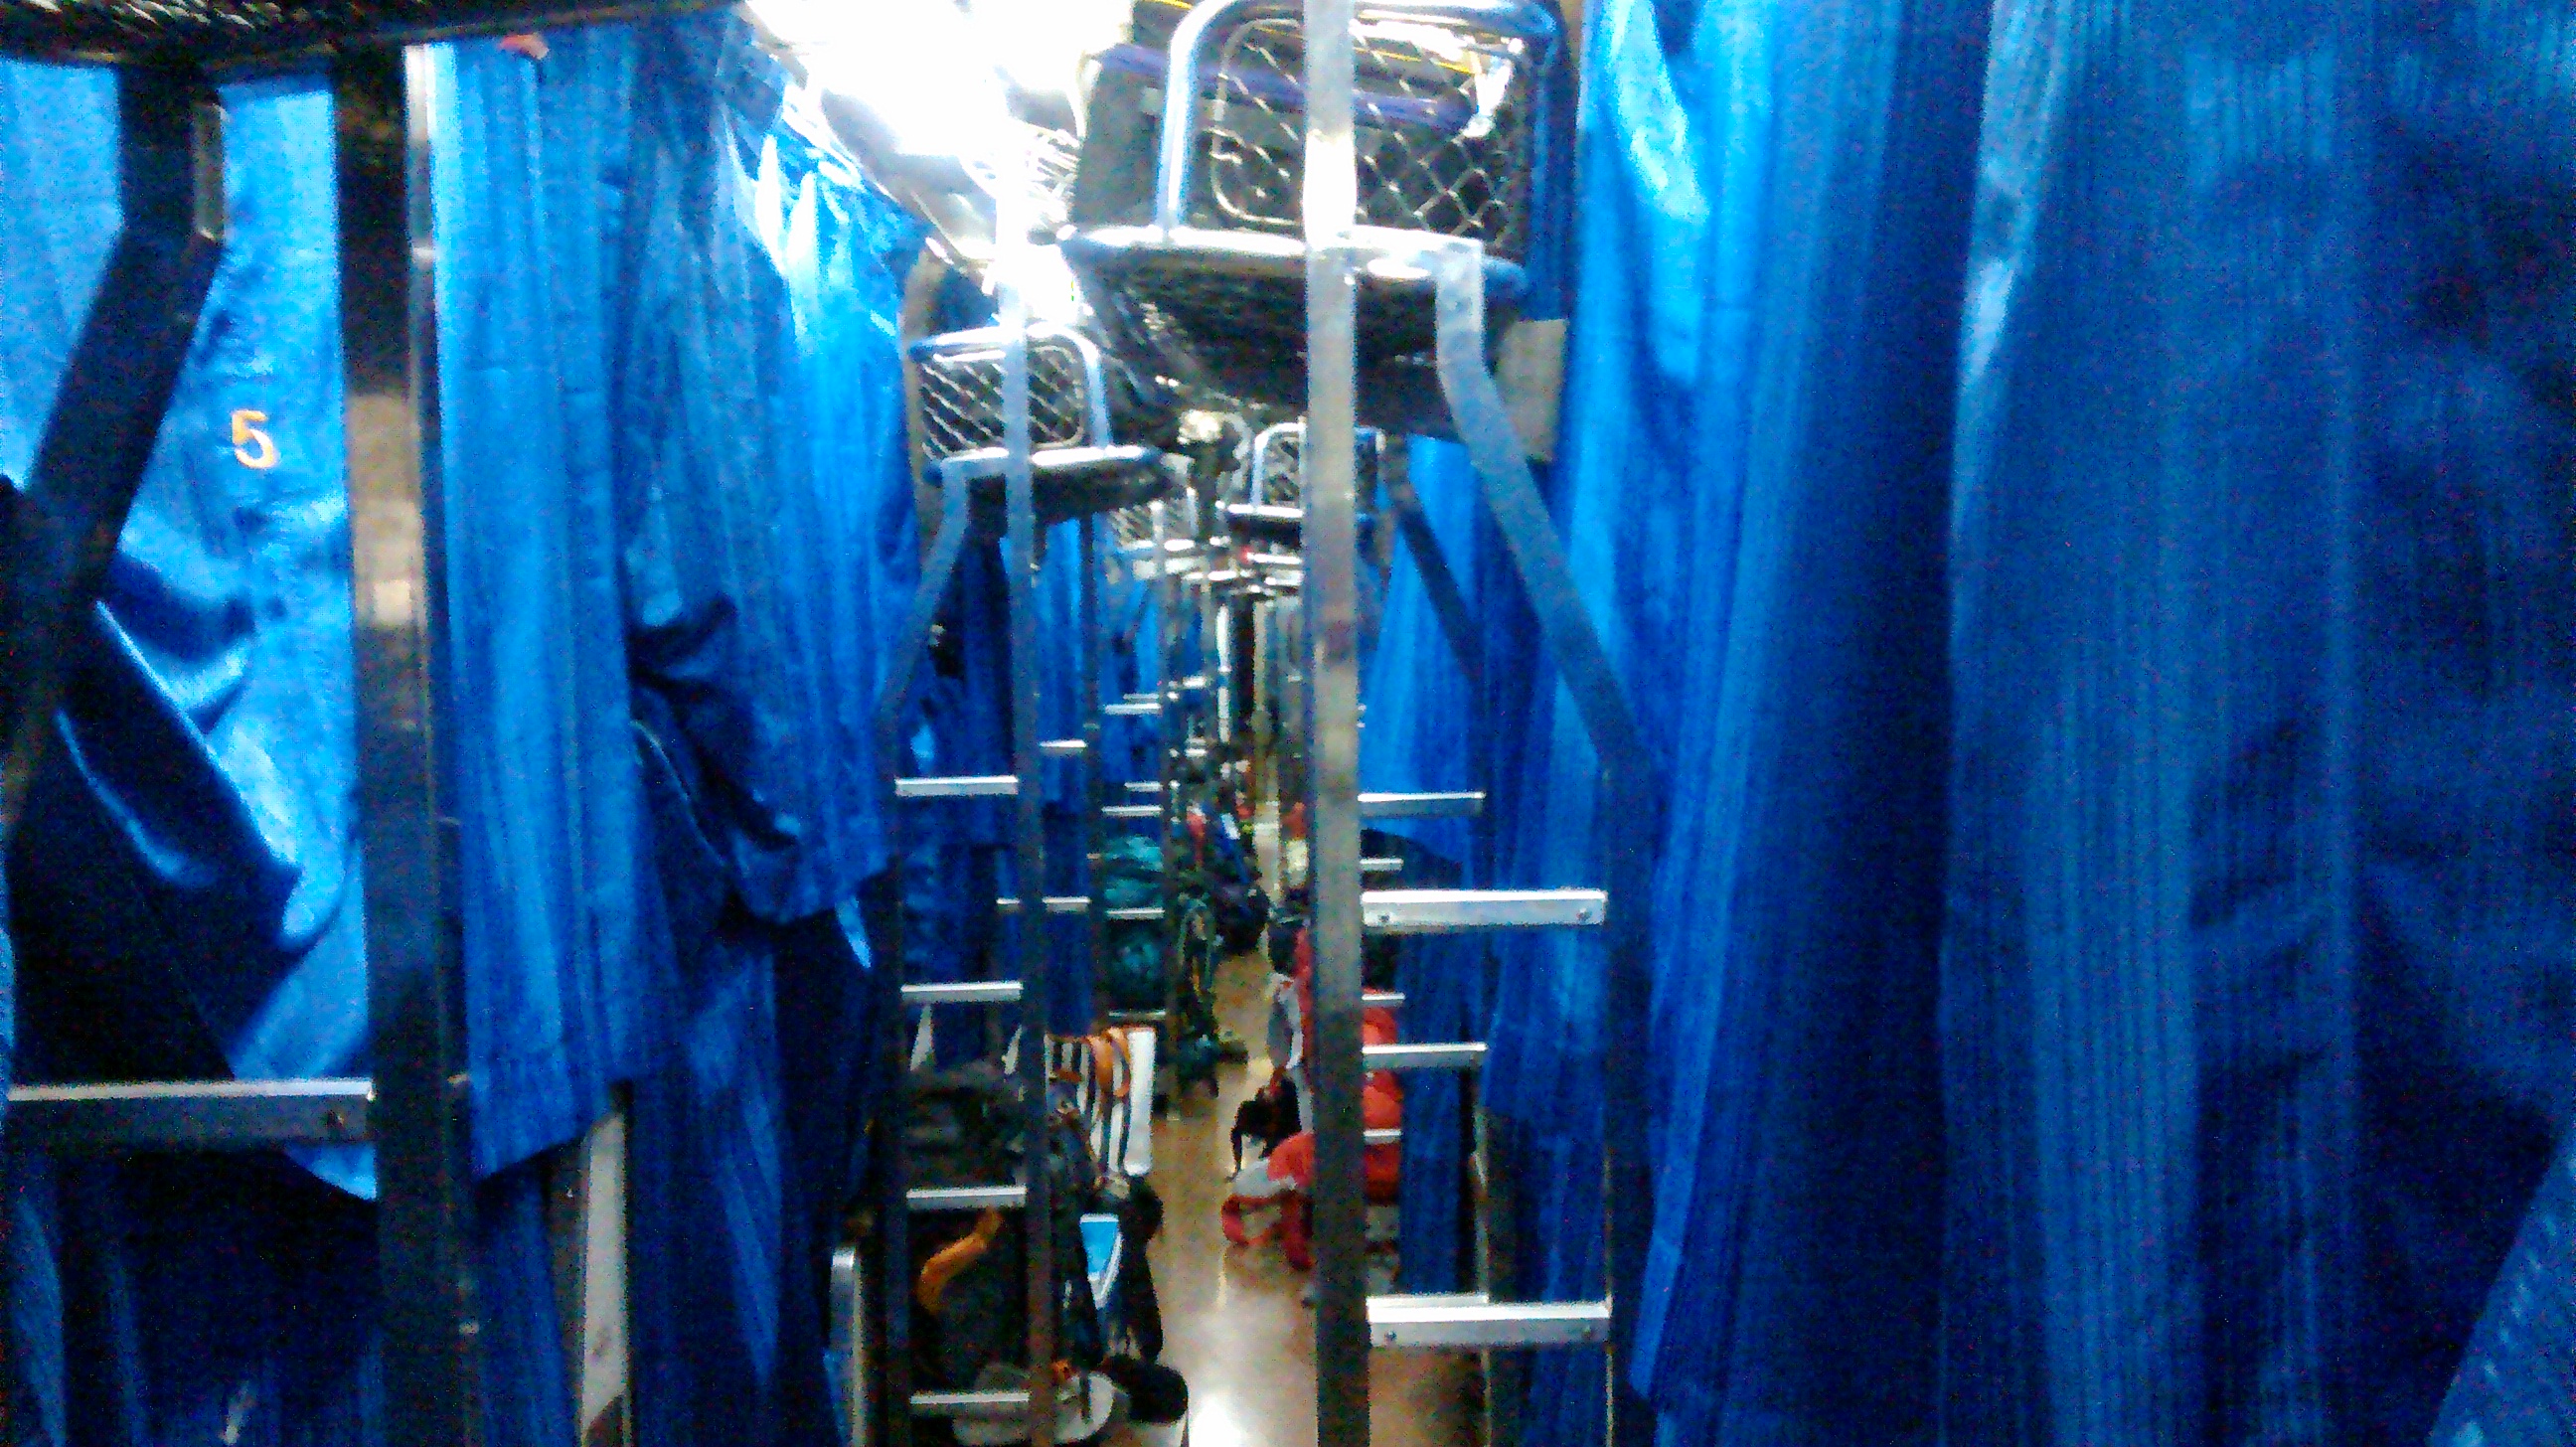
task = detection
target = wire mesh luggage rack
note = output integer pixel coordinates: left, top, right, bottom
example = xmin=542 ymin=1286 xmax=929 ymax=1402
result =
xmin=1244 ymin=418 xmax=1381 ymax=510
xmin=910 ymin=322 xmax=1178 ymax=534
xmin=1060 ymin=0 xmax=1557 ymax=411
xmin=1201 ymin=421 xmax=1389 ymax=602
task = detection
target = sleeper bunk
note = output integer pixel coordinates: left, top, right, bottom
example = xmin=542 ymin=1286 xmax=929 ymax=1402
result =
xmin=909 ymin=320 xmax=1178 ymax=535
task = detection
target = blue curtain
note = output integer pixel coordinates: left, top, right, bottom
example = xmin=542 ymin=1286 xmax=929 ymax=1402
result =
xmin=1363 ymin=438 xmax=1489 ymax=1292
xmin=1 ymin=64 xmax=378 ymax=1193
xmin=600 ymin=20 xmax=917 ymax=1443
xmin=0 ymin=15 xmax=921 ymax=1446
xmin=1939 ymin=0 xmax=2572 ymax=1441
xmin=432 ymin=27 xmax=654 ymax=1182
xmin=1568 ymin=0 xmax=1986 ymax=1443
xmin=0 ymin=54 xmax=620 ymax=1445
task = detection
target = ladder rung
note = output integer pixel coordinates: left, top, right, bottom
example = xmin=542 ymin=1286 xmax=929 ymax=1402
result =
xmin=1364 ymin=1128 xmax=1402 ymax=1146
xmin=907 ymin=1185 xmax=1026 ymax=1211
xmin=1367 ymin=1294 xmax=1609 ymax=1350
xmin=901 ymin=980 xmax=1024 ymax=1007
xmin=911 ymin=1390 xmax=1034 ymax=1416
xmin=1362 ymin=857 xmax=1404 ymax=876
xmin=6 ymin=1078 xmax=373 ymax=1152
xmin=1362 ymin=889 xmax=1606 ymax=934
xmin=996 ymin=895 xmax=1091 ymax=916
xmin=1225 ymin=502 xmax=1304 ymax=525
xmin=1041 ymin=738 xmax=1086 ymax=758
xmin=1104 ymin=701 xmax=1161 ymax=718
xmin=1363 ymin=990 xmax=1406 ymax=1009
xmin=896 ymin=775 xmax=1020 ymax=799
xmin=1125 ymin=780 xmax=1165 ymax=794
xmin=1358 ymin=791 xmax=1484 ymax=819
xmin=1106 ymin=906 xmax=1168 ymax=921
xmin=1103 ymin=804 xmax=1161 ymax=820
xmin=1364 ymin=1042 xmax=1485 ymax=1072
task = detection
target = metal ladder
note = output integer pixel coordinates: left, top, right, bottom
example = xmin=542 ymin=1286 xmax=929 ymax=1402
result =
xmin=1288 ymin=5 xmax=1663 ymax=1445
xmin=865 ymin=203 xmax=1189 ymax=1445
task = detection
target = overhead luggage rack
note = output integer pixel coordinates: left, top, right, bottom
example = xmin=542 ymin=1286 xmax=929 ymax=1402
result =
xmin=909 ymin=323 xmax=1175 ymax=532
xmin=1250 ymin=416 xmax=1372 ymax=510
xmin=1061 ymin=0 xmax=1558 ymax=410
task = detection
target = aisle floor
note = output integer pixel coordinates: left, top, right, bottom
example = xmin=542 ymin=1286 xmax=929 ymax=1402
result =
xmin=1143 ymin=948 xmax=1475 ymax=1447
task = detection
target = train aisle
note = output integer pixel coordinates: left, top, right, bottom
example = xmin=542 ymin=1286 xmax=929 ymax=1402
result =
xmin=1142 ymin=942 xmax=1476 ymax=1447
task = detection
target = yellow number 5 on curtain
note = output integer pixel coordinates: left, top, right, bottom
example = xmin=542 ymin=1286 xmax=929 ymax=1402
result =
xmin=231 ymin=409 xmax=279 ymax=470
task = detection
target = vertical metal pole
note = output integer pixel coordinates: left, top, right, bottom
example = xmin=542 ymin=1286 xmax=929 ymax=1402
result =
xmin=1249 ymin=601 xmax=1271 ymax=807
xmin=1195 ymin=560 xmax=1214 ymax=733
xmin=1213 ymin=594 xmax=1234 ymax=748
xmin=1301 ymin=0 xmax=1368 ymax=1438
xmin=1152 ymin=500 xmax=1184 ymax=1057
xmin=1080 ymin=516 xmax=1108 ymax=1023
xmin=1598 ymin=772 xmax=1657 ymax=1447
xmin=1423 ymin=238 xmax=1660 ymax=1447
xmin=995 ymin=183 xmax=1055 ymax=1447
xmin=878 ymin=915 xmax=913 ymax=1447
xmin=874 ymin=459 xmax=979 ymax=1447
xmin=338 ymin=46 xmax=482 ymax=1447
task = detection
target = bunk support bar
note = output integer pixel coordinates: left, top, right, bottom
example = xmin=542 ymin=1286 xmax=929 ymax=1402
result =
xmin=901 ymin=981 xmax=1025 ymax=1007
xmin=833 ymin=1247 xmax=869 ymax=1446
xmin=995 ymin=189 xmax=1057 ymax=1447
xmin=7 ymin=1078 xmax=372 ymax=1150
xmin=897 ymin=775 xmax=1020 ymax=798
xmin=1358 ymin=790 xmax=1483 ymax=818
xmin=1301 ymin=0 xmax=1371 ymax=1437
xmin=0 ymin=67 xmax=226 ymax=841
xmin=334 ymin=49 xmax=489 ymax=1447
xmin=1368 ymin=1296 xmax=1610 ymax=1350
xmin=1407 ymin=225 xmax=1663 ymax=1447
xmin=1364 ymin=1042 xmax=1486 ymax=1072
xmin=912 ymin=1391 xmax=1035 ymax=1417
xmin=909 ymin=1185 xmax=1028 ymax=1211
xmin=1361 ymin=887 xmax=1605 ymax=933
xmin=1380 ymin=454 xmax=1486 ymax=699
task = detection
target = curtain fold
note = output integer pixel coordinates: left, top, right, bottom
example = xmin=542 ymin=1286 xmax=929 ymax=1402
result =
xmin=1941 ymin=1 xmax=2573 ymax=1440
